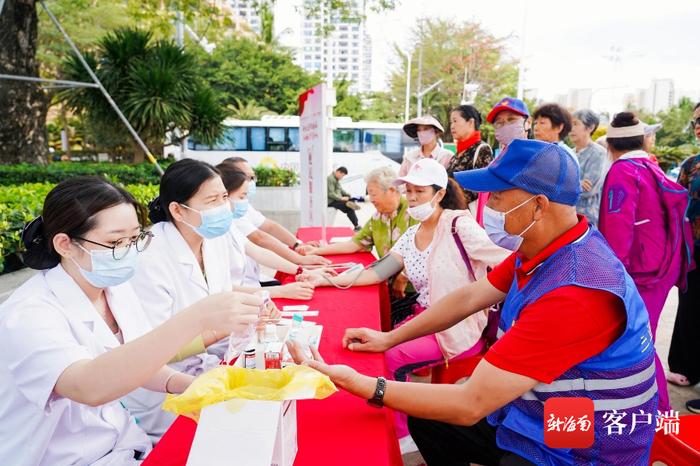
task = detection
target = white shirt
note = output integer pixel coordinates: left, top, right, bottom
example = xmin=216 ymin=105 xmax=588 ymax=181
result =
xmin=391 ymin=225 xmax=433 ymax=307
xmin=227 ymin=223 xmax=257 ymax=288
xmin=128 ymin=221 xmax=231 ymax=439
xmin=0 ymin=265 xmax=151 ymax=466
xmin=243 ymin=204 xmax=266 ymax=228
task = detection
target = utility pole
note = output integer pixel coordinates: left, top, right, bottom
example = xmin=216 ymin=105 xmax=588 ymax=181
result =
xmin=416 ymin=47 xmax=423 ymax=116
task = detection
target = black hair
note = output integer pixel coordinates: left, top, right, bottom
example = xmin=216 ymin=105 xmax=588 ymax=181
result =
xmin=216 ymin=161 xmax=249 ymax=193
xmin=148 ymin=159 xmax=220 ymax=223
xmin=533 ymin=103 xmax=573 ymax=140
xmin=431 ymin=178 xmax=467 ymax=211
xmin=607 ymin=112 xmax=645 ymax=152
xmin=694 ymin=102 xmax=700 ymax=111
xmin=336 ymin=166 xmax=348 ymax=175
xmin=451 ymin=104 xmax=483 ymax=130
xmin=21 ymin=177 xmax=138 ymax=270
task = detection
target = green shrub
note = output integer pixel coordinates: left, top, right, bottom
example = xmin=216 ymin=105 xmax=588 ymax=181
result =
xmin=0 ymin=161 xmax=298 ymax=187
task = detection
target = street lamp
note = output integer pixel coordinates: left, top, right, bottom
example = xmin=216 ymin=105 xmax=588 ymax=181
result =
xmin=416 ymin=79 xmax=443 ymax=117
xmin=400 ymin=50 xmax=412 ymax=122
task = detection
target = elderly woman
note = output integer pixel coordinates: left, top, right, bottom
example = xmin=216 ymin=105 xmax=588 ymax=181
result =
xmin=299 ymin=166 xmax=418 ymax=297
xmin=569 ymin=109 xmax=607 ymax=225
xmin=533 ymin=103 xmax=577 ymax=161
xmin=400 ymin=115 xmax=453 ymax=176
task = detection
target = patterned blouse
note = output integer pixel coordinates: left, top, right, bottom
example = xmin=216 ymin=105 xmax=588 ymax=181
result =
xmin=678 ymin=153 xmax=700 ymax=246
xmin=352 ymin=197 xmax=419 ymax=257
xmin=446 ymin=140 xmax=493 ymax=203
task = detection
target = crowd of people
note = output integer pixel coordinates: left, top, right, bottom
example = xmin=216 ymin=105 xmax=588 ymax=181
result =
xmin=0 ymin=96 xmax=698 ymax=466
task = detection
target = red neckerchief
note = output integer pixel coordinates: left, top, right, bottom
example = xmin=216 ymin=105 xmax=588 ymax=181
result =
xmin=456 ymin=130 xmax=482 ymax=154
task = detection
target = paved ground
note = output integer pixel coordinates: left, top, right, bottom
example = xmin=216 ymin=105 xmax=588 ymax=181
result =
xmin=1 ymin=203 xmax=697 ymax=465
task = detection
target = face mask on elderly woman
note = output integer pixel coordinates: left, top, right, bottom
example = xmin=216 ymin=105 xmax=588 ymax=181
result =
xmin=417 ymin=128 xmax=437 ymax=146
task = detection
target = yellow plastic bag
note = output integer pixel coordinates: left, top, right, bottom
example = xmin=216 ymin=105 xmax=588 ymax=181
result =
xmin=162 ymin=365 xmax=337 ymax=421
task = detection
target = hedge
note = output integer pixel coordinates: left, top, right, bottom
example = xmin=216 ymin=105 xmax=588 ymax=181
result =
xmin=0 ymin=183 xmax=159 ymax=274
xmin=0 ymin=161 xmax=298 ymax=187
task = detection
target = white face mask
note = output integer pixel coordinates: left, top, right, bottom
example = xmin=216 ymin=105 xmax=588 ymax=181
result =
xmin=417 ymin=128 xmax=436 ymax=146
xmin=483 ymin=196 xmax=537 ymax=251
xmin=407 ymin=192 xmax=439 ymax=222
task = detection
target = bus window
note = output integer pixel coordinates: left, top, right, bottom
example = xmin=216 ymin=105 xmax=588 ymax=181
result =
xmin=333 ymin=129 xmax=361 ymax=152
xmin=251 ymin=127 xmax=266 ymax=151
xmin=213 ymin=127 xmax=248 ymax=151
xmin=362 ymin=129 xmax=402 ymax=155
xmin=267 ymin=127 xmax=287 ymax=152
xmin=288 ymin=128 xmax=300 ymax=151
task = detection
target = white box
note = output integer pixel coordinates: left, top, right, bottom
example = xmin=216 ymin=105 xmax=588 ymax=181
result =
xmin=186 ymin=399 xmax=297 ymax=466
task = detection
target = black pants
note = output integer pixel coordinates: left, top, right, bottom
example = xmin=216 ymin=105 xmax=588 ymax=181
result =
xmin=328 ymin=200 xmax=358 ymax=227
xmin=668 ymin=247 xmax=700 ymax=385
xmin=408 ymin=417 xmax=535 ymax=466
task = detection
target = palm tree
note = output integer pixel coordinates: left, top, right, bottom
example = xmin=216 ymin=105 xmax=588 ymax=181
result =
xmin=227 ymin=97 xmax=276 ymax=120
xmin=59 ymin=27 xmax=226 ymax=162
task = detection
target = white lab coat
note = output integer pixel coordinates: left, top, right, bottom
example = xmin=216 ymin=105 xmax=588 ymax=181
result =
xmin=0 ymin=265 xmax=152 ymax=466
xmin=228 ymin=223 xmax=259 ymax=288
xmin=128 ymin=221 xmax=233 ymax=439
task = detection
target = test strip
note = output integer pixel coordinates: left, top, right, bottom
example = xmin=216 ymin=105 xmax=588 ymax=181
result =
xmin=283 ymin=305 xmax=309 ymax=312
xmin=280 ymin=311 xmax=319 ymax=317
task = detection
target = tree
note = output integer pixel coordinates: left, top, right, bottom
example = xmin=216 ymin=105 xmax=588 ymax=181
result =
xmin=387 ymin=18 xmax=518 ymax=137
xmin=197 ymin=37 xmax=321 ymax=115
xmin=59 ymin=28 xmax=227 ymax=161
xmin=0 ymin=0 xmax=49 ymax=164
xmin=227 ymin=98 xmax=276 ymax=120
xmin=1 ymin=0 xmax=398 ymax=163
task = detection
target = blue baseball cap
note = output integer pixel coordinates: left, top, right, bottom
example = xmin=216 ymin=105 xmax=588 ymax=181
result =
xmin=453 ymin=139 xmax=581 ymax=206
xmin=486 ymin=97 xmax=530 ymax=123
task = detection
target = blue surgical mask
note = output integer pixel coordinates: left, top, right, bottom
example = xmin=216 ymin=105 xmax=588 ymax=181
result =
xmin=247 ymin=180 xmax=257 ymax=200
xmin=72 ymin=245 xmax=139 ymax=288
xmin=231 ymin=199 xmax=249 ymax=219
xmin=483 ymin=196 xmax=537 ymax=251
xmin=180 ymin=203 xmax=233 ymax=239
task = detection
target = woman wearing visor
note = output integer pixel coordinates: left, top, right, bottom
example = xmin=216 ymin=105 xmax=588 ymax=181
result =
xmin=0 ymin=177 xmax=259 ymax=464
xmin=297 ymin=159 xmax=508 ymax=452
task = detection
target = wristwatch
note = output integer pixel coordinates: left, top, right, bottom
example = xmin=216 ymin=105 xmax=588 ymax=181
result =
xmin=292 ymin=240 xmax=302 ymax=251
xmin=367 ymin=376 xmax=387 ymax=408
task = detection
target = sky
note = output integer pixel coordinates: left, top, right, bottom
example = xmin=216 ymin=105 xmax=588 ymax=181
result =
xmin=276 ymin=0 xmax=699 ymax=114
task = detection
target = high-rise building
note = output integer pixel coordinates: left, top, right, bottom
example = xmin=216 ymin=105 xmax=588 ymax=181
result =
xmin=298 ymin=1 xmax=372 ymax=94
xmin=228 ymin=0 xmax=262 ymax=34
xmin=632 ymin=79 xmax=676 ymax=114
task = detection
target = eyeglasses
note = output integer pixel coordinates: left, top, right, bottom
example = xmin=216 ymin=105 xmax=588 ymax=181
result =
xmin=75 ymin=230 xmax=154 ymax=260
xmin=690 ymin=118 xmax=700 ymax=128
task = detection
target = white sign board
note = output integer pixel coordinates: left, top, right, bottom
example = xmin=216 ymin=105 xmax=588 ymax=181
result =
xmin=299 ymin=83 xmax=335 ymax=229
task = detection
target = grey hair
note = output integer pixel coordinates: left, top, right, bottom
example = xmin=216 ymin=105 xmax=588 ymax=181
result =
xmin=573 ymin=109 xmax=600 ymax=135
xmin=364 ymin=166 xmax=398 ymax=191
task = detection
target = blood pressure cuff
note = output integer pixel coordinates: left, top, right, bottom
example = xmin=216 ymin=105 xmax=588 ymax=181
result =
xmin=368 ymin=253 xmax=403 ymax=281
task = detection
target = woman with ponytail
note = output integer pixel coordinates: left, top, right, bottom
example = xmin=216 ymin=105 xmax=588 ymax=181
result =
xmin=0 ymin=177 xmax=260 ymax=464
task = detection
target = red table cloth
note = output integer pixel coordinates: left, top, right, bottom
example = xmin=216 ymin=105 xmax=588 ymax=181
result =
xmin=143 ymin=227 xmax=402 ymax=466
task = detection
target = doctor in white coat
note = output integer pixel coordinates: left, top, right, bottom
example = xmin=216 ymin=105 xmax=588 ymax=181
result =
xmin=0 ymin=177 xmax=260 ymax=465
xmin=129 ymin=159 xmax=281 ymax=439
xmin=216 ymin=162 xmax=316 ymax=300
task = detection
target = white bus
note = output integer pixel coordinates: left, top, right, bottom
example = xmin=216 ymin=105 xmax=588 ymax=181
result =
xmin=169 ymin=115 xmax=417 ymax=196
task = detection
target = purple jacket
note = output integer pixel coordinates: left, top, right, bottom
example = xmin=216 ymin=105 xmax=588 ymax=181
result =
xmin=599 ymin=151 xmax=681 ymax=284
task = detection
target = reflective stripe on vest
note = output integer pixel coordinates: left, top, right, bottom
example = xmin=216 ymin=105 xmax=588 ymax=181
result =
xmin=520 ymin=380 xmax=657 ymax=412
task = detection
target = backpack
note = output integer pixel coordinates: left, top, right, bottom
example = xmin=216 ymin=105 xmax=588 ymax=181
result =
xmin=621 ymin=158 xmax=695 ymax=291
